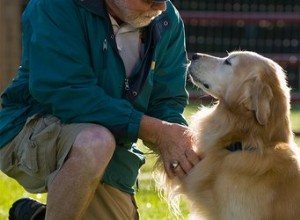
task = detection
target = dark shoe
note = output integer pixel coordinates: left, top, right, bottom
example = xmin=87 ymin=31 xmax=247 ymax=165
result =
xmin=9 ymin=198 xmax=46 ymax=220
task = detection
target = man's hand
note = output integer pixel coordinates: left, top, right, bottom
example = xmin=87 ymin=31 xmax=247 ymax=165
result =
xmin=138 ymin=115 xmax=200 ymax=178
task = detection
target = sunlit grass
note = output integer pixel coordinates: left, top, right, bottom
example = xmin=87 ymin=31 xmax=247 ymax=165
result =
xmin=0 ymin=102 xmax=299 ymax=219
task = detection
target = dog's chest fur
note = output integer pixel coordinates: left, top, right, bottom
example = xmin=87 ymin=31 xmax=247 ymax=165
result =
xmin=184 ymin=103 xmax=300 ymax=220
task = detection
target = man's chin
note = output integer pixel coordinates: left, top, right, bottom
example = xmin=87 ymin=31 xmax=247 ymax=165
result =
xmin=129 ymin=13 xmax=163 ymax=28
xmin=129 ymin=19 xmax=152 ymax=28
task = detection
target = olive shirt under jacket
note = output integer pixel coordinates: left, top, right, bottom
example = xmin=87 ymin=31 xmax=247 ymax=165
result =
xmin=0 ymin=0 xmax=189 ymax=194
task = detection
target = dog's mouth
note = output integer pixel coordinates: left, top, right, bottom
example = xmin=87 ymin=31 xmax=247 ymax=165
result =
xmin=201 ymin=81 xmax=210 ymax=89
xmin=188 ymin=72 xmax=210 ymax=90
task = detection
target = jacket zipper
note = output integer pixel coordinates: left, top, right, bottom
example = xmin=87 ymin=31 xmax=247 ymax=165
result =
xmin=103 ymin=39 xmax=107 ymax=69
xmin=124 ymin=78 xmax=130 ymax=91
xmin=123 ymin=25 xmax=154 ymax=99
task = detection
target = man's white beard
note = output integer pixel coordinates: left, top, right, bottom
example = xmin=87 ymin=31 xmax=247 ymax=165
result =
xmin=126 ymin=11 xmax=162 ymax=28
xmin=111 ymin=0 xmax=163 ymax=28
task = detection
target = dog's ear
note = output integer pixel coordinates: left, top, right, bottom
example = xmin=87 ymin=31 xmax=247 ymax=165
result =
xmin=244 ymin=78 xmax=273 ymax=125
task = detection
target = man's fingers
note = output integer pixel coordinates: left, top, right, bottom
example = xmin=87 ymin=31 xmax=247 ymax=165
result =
xmin=170 ymin=164 xmax=186 ymax=178
xmin=174 ymin=149 xmax=201 ymax=176
xmin=165 ymin=160 xmax=186 ymax=179
xmin=164 ymin=149 xmax=201 ymax=179
xmin=185 ymin=148 xmax=201 ymax=165
xmin=178 ymin=159 xmax=193 ymax=174
xmin=165 ymin=163 xmax=176 ymax=179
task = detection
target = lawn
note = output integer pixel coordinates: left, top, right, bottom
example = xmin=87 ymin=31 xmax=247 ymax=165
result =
xmin=0 ymin=102 xmax=299 ymax=220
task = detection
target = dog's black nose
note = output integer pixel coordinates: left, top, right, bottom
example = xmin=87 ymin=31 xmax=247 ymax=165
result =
xmin=191 ymin=53 xmax=201 ymax=60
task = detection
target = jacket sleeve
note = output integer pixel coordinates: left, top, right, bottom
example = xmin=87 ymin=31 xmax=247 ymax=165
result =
xmin=146 ymin=4 xmax=189 ymax=126
xmin=26 ymin=0 xmax=143 ymax=143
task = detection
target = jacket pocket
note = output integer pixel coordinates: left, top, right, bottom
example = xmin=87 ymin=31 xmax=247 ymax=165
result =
xmin=17 ymin=114 xmax=61 ymax=176
xmin=18 ymin=140 xmax=39 ymax=174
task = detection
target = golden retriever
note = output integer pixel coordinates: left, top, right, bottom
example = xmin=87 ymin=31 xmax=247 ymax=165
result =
xmin=157 ymin=51 xmax=300 ymax=220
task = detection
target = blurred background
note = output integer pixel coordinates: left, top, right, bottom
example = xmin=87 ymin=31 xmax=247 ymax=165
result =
xmin=171 ymin=0 xmax=300 ymax=101
xmin=0 ymin=0 xmax=299 ymax=99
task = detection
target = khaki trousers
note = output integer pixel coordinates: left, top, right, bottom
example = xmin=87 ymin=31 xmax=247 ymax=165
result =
xmin=0 ymin=114 xmax=139 ymax=220
xmin=83 ymin=183 xmax=139 ymax=220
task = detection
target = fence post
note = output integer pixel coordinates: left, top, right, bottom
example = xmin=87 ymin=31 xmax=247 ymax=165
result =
xmin=0 ymin=0 xmax=21 ymax=93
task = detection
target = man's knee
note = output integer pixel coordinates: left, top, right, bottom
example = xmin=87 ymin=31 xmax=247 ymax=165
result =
xmin=70 ymin=124 xmax=116 ymax=176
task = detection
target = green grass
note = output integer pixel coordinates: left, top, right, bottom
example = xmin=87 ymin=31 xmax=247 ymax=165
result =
xmin=0 ymin=102 xmax=299 ymax=220
xmin=291 ymin=104 xmax=300 ymax=133
xmin=0 ymin=175 xmax=47 ymax=219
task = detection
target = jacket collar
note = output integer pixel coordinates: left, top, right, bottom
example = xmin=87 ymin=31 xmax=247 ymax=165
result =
xmin=75 ymin=0 xmax=170 ymax=29
xmin=75 ymin=0 xmax=106 ymax=17
xmin=75 ymin=0 xmax=170 ymax=45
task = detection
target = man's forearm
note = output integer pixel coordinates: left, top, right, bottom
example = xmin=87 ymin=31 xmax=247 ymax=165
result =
xmin=138 ymin=115 xmax=171 ymax=152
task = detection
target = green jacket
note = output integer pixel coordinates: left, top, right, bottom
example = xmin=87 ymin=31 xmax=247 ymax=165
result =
xmin=0 ymin=0 xmax=189 ymax=194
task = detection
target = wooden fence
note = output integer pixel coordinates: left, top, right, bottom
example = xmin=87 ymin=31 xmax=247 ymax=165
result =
xmin=0 ymin=0 xmax=300 ymax=100
xmin=0 ymin=0 xmax=21 ymax=93
xmin=172 ymin=0 xmax=300 ymax=100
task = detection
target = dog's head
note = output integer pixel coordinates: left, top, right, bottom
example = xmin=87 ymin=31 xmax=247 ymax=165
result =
xmin=188 ymin=51 xmax=290 ymax=126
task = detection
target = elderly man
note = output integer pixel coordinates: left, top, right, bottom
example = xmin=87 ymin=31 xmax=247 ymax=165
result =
xmin=0 ymin=0 xmax=200 ymax=219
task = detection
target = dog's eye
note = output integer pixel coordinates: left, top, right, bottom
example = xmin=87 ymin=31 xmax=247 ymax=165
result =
xmin=224 ymin=59 xmax=231 ymax=65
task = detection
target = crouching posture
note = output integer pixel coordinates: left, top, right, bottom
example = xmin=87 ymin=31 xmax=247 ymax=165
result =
xmin=0 ymin=0 xmax=199 ymax=219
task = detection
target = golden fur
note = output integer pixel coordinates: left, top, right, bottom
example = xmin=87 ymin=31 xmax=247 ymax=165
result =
xmin=157 ymin=51 xmax=300 ymax=220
